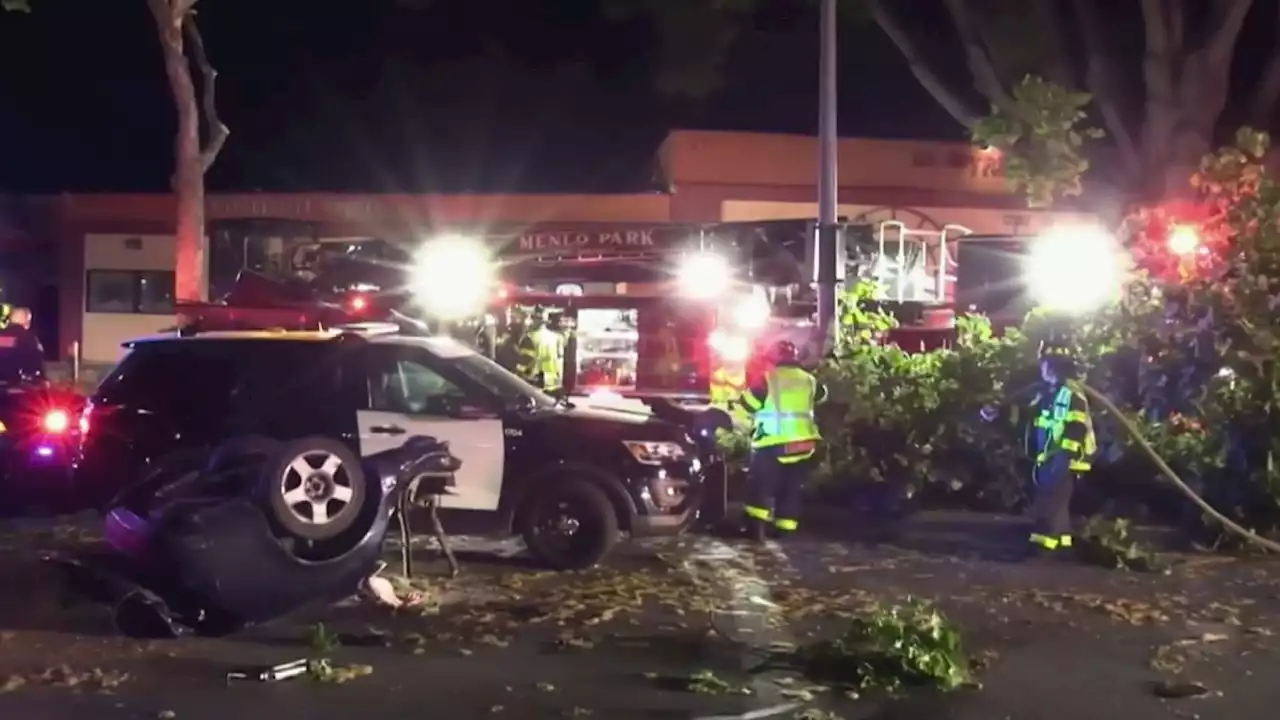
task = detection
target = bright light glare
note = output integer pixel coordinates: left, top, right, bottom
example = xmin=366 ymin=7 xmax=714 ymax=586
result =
xmin=42 ymin=409 xmax=70 ymax=433
xmin=730 ymin=288 xmax=771 ymax=330
xmin=411 ymin=236 xmax=495 ymax=318
xmin=678 ymin=252 xmax=731 ymax=299
xmin=1027 ymin=225 xmax=1123 ymax=314
xmin=1168 ymin=225 xmax=1200 ymax=255
xmin=708 ymin=328 xmax=750 ymax=363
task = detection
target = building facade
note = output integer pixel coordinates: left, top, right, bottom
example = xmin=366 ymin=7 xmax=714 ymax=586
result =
xmin=1 ymin=129 xmax=1094 ymax=367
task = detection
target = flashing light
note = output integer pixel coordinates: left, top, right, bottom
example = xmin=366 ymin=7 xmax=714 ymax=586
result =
xmin=42 ymin=409 xmax=70 ymax=434
xmin=555 ymin=283 xmax=584 ymax=296
xmin=1026 ymin=224 xmax=1124 ymax=314
xmin=411 ymin=235 xmax=496 ymax=319
xmin=346 ymin=293 xmax=369 ymax=312
xmin=708 ymin=328 xmax=750 ymax=363
xmin=678 ymin=251 xmax=731 ymax=299
xmin=1168 ymin=224 xmax=1201 ymax=255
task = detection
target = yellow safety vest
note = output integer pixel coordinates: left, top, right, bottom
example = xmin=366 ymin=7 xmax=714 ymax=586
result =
xmin=741 ymin=366 xmax=821 ymax=450
xmin=1032 ymin=384 xmax=1097 ymax=472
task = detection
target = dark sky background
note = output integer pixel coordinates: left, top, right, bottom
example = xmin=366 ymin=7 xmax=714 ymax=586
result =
xmin=0 ymin=0 xmax=961 ymax=193
xmin=0 ymin=1 xmax=1274 ymax=194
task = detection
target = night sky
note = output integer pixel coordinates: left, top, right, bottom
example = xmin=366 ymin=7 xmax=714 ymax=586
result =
xmin=0 ymin=0 xmax=956 ymax=194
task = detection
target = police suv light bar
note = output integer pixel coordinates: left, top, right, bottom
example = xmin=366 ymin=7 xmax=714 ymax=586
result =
xmin=328 ymin=322 xmax=401 ymax=336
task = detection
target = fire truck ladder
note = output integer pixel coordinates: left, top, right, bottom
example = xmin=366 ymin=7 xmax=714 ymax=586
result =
xmin=874 ymin=221 xmax=974 ymax=304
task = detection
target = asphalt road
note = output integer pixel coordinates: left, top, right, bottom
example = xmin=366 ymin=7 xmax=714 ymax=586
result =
xmin=0 ymin=513 xmax=1277 ymax=720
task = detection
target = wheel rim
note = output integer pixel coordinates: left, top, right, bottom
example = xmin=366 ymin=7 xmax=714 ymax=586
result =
xmin=280 ymin=451 xmax=354 ymax=525
xmin=531 ymin=494 xmax=601 ymax=562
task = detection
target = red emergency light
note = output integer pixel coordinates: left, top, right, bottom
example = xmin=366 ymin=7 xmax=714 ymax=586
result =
xmin=346 ymin=293 xmax=369 ymax=313
xmin=1168 ymin=225 xmax=1201 ymax=255
xmin=42 ymin=409 xmax=70 ymax=433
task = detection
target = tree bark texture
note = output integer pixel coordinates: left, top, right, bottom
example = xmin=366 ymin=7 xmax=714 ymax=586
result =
xmin=147 ymin=0 xmax=228 ymax=302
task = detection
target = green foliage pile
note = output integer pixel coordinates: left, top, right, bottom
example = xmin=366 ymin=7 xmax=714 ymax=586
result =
xmin=787 ymin=600 xmax=973 ymax=693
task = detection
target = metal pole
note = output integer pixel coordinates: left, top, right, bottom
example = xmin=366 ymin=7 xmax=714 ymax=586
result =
xmin=815 ymin=0 xmax=840 ymax=356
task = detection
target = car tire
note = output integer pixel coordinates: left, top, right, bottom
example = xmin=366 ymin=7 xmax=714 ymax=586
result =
xmin=257 ymin=437 xmax=368 ymax=542
xmin=520 ymin=477 xmax=620 ymax=571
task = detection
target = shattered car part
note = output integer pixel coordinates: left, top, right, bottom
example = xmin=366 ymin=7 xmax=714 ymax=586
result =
xmin=63 ymin=434 xmax=459 ymax=638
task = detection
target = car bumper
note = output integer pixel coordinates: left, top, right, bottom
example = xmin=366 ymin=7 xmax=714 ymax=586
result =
xmin=626 ymin=455 xmax=721 ymax=537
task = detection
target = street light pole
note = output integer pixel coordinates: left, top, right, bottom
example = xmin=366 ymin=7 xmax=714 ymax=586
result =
xmin=815 ymin=0 xmax=840 ymax=355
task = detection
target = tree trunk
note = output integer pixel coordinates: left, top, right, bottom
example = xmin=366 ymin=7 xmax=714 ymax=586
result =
xmin=149 ymin=0 xmax=206 ymax=302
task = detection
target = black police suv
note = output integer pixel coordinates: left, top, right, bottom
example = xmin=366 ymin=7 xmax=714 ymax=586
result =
xmin=73 ymin=326 xmax=710 ymax=569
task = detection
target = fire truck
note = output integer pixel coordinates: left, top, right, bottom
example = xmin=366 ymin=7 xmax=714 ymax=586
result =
xmin=180 ymin=216 xmax=1050 ymax=397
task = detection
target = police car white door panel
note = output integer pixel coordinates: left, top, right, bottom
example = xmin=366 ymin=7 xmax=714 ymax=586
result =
xmin=360 ymin=345 xmax=505 ymax=513
xmin=356 ymin=409 xmax=505 ymax=512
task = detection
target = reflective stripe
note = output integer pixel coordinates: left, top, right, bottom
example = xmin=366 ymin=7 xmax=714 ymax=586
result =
xmin=1058 ymin=534 xmax=1073 ymax=548
xmin=777 ymin=450 xmax=815 ymax=464
xmin=774 ymin=518 xmax=798 ymax=531
xmin=1029 ymin=533 xmax=1060 ymax=550
xmin=1060 ymin=438 xmax=1082 ymax=451
xmin=1064 ymin=410 xmax=1089 ymax=423
xmin=744 ymin=505 xmax=772 ymax=521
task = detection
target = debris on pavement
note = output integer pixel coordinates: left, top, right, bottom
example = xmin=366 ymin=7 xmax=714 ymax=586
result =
xmin=227 ymin=658 xmax=310 ymax=683
xmin=0 ymin=665 xmax=130 ymax=693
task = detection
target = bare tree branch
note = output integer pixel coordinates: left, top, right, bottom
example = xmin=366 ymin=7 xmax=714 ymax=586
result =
xmin=1071 ymin=0 xmax=1141 ymax=179
xmin=1139 ymin=0 xmax=1178 ymax=105
xmin=941 ymin=0 xmax=1013 ymax=109
xmin=1247 ymin=5 xmax=1280 ymax=126
xmin=1204 ymin=0 xmax=1255 ymax=62
xmin=184 ymin=13 xmax=228 ymax=173
xmin=866 ymin=0 xmax=979 ymax=127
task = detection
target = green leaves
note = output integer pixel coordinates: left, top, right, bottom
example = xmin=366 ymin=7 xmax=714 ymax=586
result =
xmin=791 ymin=599 xmax=973 ymax=692
xmin=971 ymin=75 xmax=1104 ymax=208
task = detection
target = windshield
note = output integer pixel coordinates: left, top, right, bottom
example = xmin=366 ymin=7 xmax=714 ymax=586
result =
xmin=447 ymin=350 xmax=559 ymax=411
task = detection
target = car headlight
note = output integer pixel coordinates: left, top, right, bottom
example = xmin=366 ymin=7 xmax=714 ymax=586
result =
xmin=623 ymin=440 xmax=687 ymax=465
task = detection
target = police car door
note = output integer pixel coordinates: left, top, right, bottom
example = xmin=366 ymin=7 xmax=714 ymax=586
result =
xmin=356 ymin=344 xmax=505 ymax=512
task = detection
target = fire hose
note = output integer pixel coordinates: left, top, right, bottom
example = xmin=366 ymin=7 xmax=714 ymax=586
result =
xmin=1075 ymin=381 xmax=1280 ymax=554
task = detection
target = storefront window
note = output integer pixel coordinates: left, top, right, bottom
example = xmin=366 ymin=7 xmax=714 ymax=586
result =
xmin=86 ymin=270 xmax=177 ymax=314
xmin=85 ymin=271 xmax=136 ymax=313
xmin=137 ymin=271 xmax=176 ymax=314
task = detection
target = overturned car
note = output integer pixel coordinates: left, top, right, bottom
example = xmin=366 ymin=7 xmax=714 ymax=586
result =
xmin=61 ymin=434 xmax=459 ymax=637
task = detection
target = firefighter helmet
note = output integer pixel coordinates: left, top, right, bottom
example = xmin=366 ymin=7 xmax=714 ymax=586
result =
xmin=1038 ymin=339 xmax=1077 ymax=361
xmin=771 ymin=339 xmax=799 ymax=362
xmin=1038 ymin=338 xmax=1080 ymax=376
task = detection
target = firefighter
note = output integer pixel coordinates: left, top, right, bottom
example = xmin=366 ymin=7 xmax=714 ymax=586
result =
xmin=0 ymin=306 xmax=45 ymax=384
xmin=981 ymin=339 xmax=1097 ymax=557
xmin=709 ymin=358 xmax=750 ymax=427
xmin=737 ymin=339 xmax=827 ymax=542
xmin=654 ymin=320 xmax=681 ymax=387
xmin=527 ymin=307 xmax=564 ymax=392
